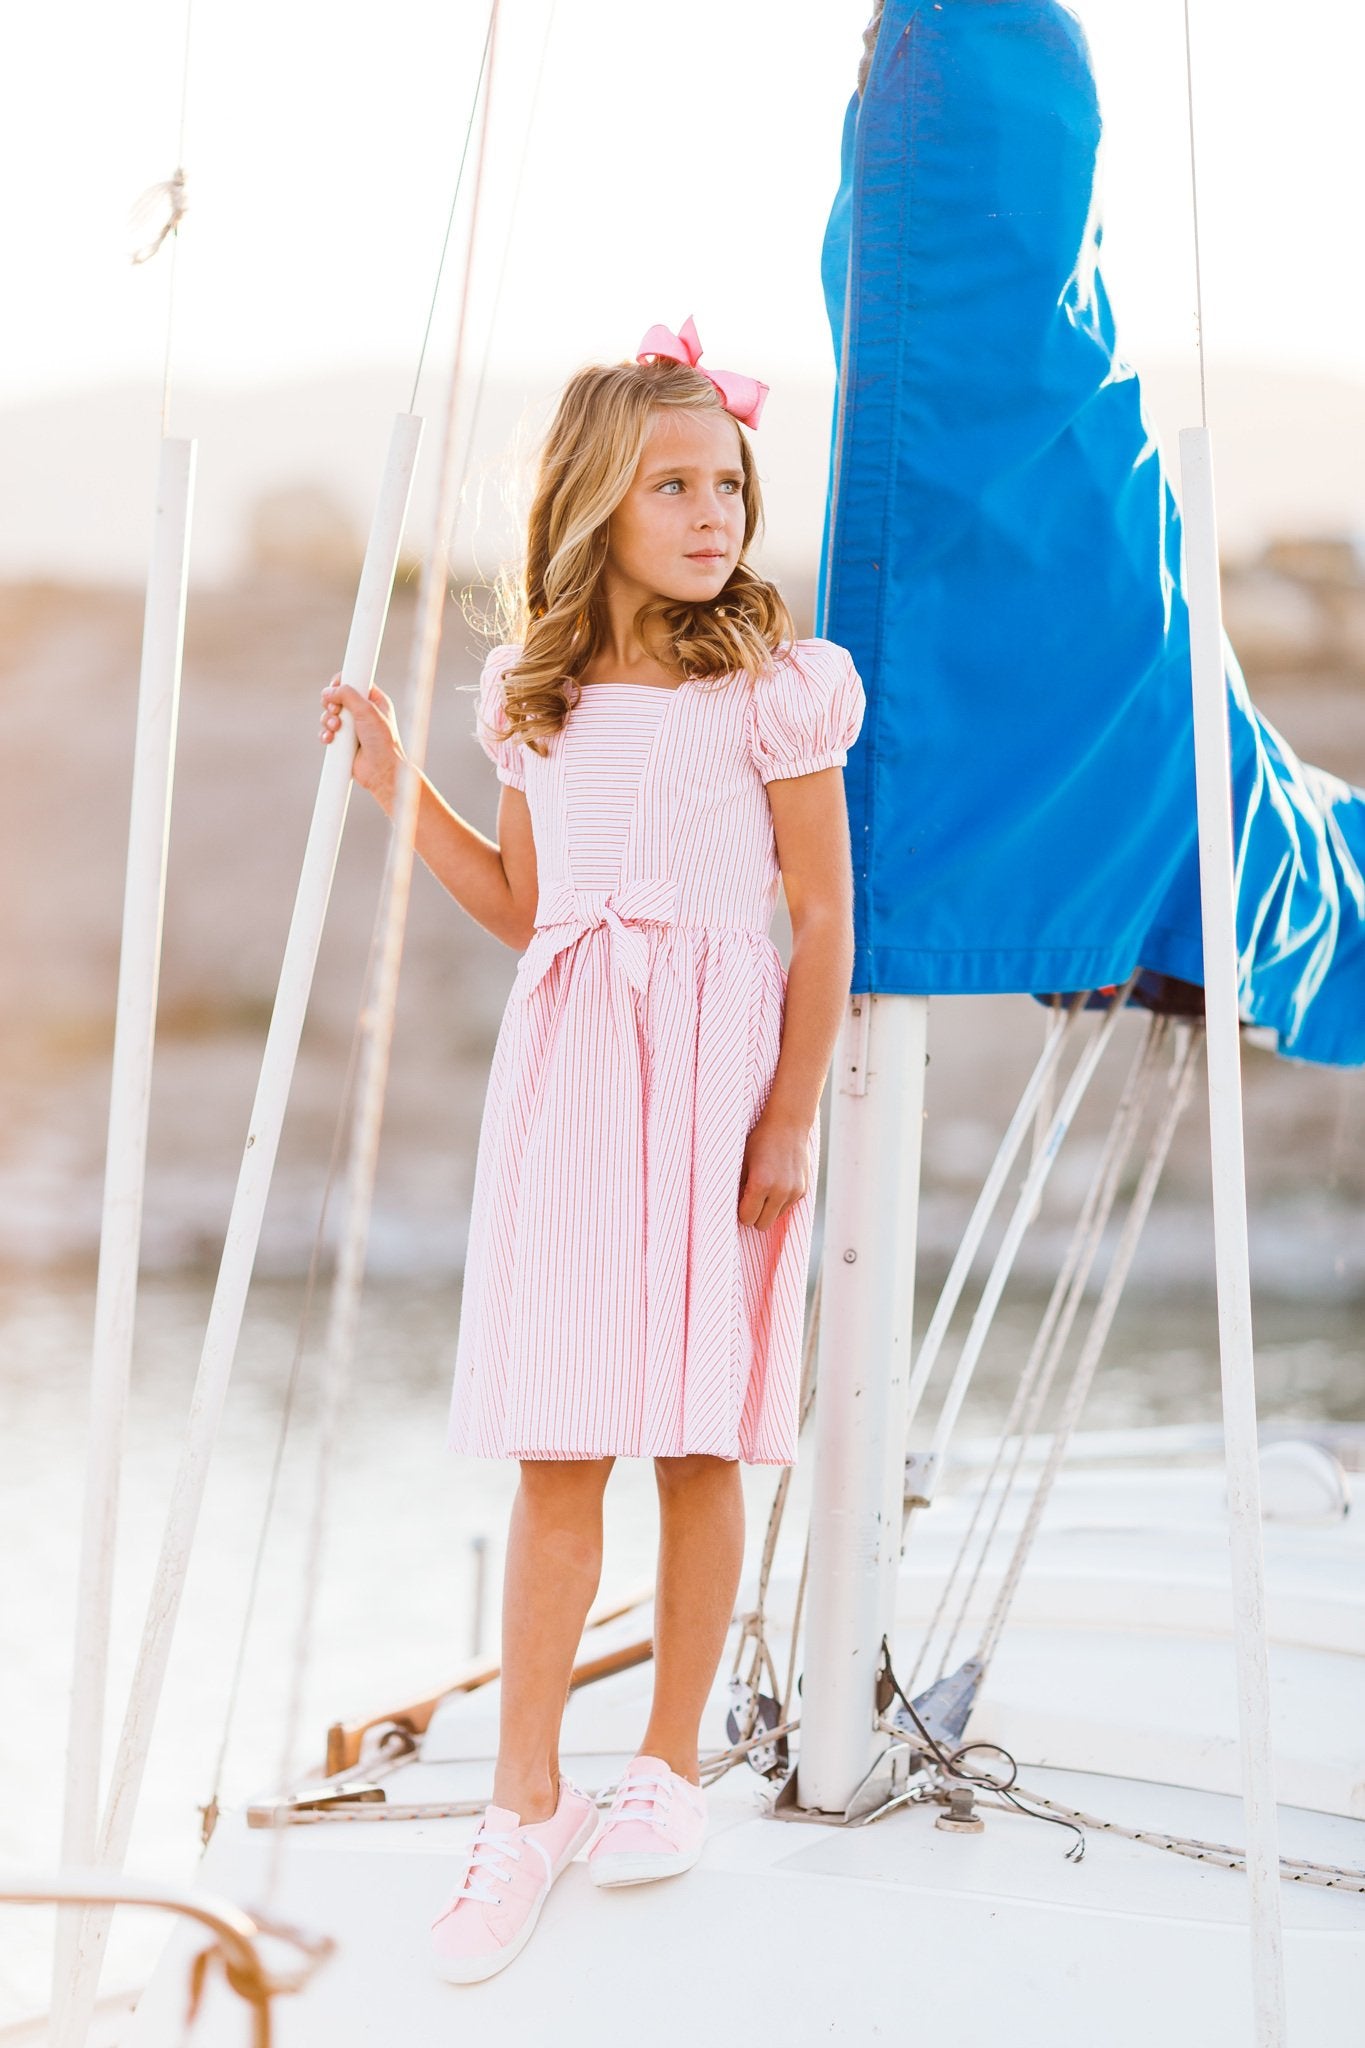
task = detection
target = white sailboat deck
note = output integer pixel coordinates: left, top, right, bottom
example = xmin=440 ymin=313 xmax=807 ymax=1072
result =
xmin=125 ymin=1452 xmax=1365 ymax=2045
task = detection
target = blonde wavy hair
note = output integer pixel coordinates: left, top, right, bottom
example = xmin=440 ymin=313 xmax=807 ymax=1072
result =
xmin=483 ymin=355 xmax=794 ymax=762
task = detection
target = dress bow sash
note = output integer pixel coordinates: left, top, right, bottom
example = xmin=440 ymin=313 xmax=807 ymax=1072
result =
xmin=514 ymin=878 xmax=679 ymax=1003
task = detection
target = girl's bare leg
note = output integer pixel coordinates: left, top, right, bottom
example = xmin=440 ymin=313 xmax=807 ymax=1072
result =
xmin=492 ymin=1456 xmax=615 ymax=1822
xmin=639 ymin=1455 xmax=746 ymax=1784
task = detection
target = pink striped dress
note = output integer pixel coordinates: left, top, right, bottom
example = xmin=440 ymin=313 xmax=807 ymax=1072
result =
xmin=447 ymin=637 xmax=866 ymax=1464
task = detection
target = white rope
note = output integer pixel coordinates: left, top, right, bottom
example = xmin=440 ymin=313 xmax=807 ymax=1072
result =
xmin=250 ymin=1713 xmax=804 ymax=1829
xmin=999 ymin=1785 xmax=1365 ymax=1894
xmin=907 ymin=1015 xmax=1165 ymax=1693
xmin=1026 ymin=998 xmax=1062 ymax=1225
xmin=781 ymin=1532 xmax=812 ymax=1724
xmin=976 ymin=1026 xmax=1202 ymax=1671
xmin=258 ymin=1753 xmax=1365 ymax=1892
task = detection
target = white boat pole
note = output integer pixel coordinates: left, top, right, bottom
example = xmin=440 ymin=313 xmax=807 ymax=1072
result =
xmin=799 ymin=993 xmax=927 ymax=1813
xmin=52 ymin=434 xmax=194 ymax=2028
xmin=1179 ymin=423 xmax=1286 ymax=2046
xmin=53 ymin=413 xmax=421 ymax=2043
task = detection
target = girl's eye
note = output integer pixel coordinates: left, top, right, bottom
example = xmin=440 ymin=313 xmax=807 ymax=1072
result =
xmin=654 ymin=478 xmax=741 ymax=495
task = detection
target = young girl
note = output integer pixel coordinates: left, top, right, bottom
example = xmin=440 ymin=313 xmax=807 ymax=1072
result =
xmin=319 ymin=318 xmax=864 ymax=1985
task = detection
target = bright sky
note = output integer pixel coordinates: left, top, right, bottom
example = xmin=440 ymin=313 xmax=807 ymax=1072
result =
xmin=6 ymin=0 xmax=1365 ymax=417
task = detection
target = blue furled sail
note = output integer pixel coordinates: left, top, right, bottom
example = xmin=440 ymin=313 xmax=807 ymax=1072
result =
xmin=819 ymin=0 xmax=1365 ymax=1067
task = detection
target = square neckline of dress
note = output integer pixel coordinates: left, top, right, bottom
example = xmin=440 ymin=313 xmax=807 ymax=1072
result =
xmin=574 ymin=679 xmax=692 ymax=693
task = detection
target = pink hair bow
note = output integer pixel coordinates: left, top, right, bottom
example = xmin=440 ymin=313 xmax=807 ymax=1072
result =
xmin=636 ymin=316 xmax=768 ymax=429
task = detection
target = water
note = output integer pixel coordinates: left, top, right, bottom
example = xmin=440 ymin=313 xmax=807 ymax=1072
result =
xmin=2 ymin=1272 xmax=1360 ymax=2023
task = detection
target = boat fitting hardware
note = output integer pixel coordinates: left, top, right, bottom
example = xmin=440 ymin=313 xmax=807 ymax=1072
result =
xmin=726 ymin=1675 xmax=788 ymax=1778
xmin=895 ymin=1658 xmax=982 ymax=1752
xmin=246 ymin=1779 xmax=387 ymax=1828
xmin=902 ymin=1449 xmax=938 ymax=1508
xmin=936 ymin=1786 xmax=985 ymax=1835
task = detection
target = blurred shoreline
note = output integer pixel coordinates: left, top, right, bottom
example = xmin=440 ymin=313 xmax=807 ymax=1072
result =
xmin=1 ymin=561 xmax=1362 ymax=1303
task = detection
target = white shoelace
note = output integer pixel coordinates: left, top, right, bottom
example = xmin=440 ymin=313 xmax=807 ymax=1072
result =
xmin=438 ymin=1786 xmax=583 ymax=1921
xmin=609 ymin=1772 xmax=677 ymax=1830
xmin=454 ymin=1829 xmax=524 ymax=1906
xmin=442 ymin=1824 xmax=551 ymax=1913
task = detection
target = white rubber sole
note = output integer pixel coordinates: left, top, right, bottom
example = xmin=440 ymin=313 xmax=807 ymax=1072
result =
xmin=587 ymin=1840 xmax=704 ymax=1888
xmin=433 ymin=1907 xmax=542 ymax=1986
xmin=433 ymin=1803 xmax=600 ymax=1984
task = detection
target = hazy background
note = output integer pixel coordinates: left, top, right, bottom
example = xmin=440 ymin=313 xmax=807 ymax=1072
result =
xmin=3 ymin=0 xmax=1364 ymax=2026
xmin=5 ymin=0 xmax=1365 ymax=582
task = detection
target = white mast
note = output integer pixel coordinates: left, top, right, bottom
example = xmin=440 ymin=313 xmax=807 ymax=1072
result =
xmin=798 ymin=995 xmax=927 ymax=1810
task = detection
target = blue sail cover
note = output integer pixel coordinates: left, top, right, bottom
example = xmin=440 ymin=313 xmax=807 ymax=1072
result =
xmin=819 ymin=0 xmax=1365 ymax=1066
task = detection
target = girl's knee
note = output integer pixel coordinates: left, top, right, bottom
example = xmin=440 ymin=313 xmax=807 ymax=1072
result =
xmin=654 ymin=1453 xmax=740 ymax=1492
xmin=518 ymin=1455 xmax=614 ymax=1501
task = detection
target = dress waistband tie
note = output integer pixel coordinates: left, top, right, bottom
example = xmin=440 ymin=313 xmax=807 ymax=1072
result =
xmin=514 ymin=878 xmax=679 ymax=1003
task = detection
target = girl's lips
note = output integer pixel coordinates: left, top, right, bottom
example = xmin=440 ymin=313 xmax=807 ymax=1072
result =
xmin=685 ymin=550 xmax=727 ymax=561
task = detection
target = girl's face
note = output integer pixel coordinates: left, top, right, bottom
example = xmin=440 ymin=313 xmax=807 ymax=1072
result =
xmin=604 ymin=407 xmax=748 ymax=607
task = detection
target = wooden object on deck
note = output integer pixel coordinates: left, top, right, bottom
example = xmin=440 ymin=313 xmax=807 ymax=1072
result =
xmin=325 ymin=1578 xmax=655 ymax=1776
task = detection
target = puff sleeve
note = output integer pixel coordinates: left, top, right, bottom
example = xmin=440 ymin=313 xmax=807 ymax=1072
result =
xmin=748 ymin=639 xmax=866 ymax=783
xmin=475 ymin=644 xmax=527 ymax=790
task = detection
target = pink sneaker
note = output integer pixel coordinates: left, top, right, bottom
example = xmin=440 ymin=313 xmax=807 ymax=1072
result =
xmin=430 ymin=1776 xmax=598 ymax=1983
xmin=586 ymin=1755 xmax=708 ymax=1888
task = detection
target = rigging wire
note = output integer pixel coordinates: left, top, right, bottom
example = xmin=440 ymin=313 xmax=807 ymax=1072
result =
xmin=161 ymin=0 xmax=196 ymax=436
xmin=266 ymin=6 xmax=503 ymax=1898
xmin=879 ymin=1639 xmax=1088 ymax=1861
xmin=975 ymin=1027 xmax=1203 ymax=1676
xmin=912 ymin=1018 xmax=1166 ymax=1693
xmin=204 ymin=0 xmax=554 ymax=1819
xmin=448 ymin=0 xmax=559 ymax=565
xmin=409 ymin=4 xmax=498 ymax=414
xmin=126 ymin=0 xmax=196 ymax=435
xmin=880 ymin=1637 xmax=1365 ymax=1894
xmin=1181 ymin=0 xmax=1209 ymax=429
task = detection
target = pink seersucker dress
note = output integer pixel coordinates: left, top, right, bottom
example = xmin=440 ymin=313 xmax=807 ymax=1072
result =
xmin=447 ymin=636 xmax=866 ymax=1464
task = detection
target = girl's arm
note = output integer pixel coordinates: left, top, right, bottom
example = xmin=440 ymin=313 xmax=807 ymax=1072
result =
xmin=738 ymin=767 xmax=856 ymax=1232
xmin=320 ymin=678 xmax=538 ymax=951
